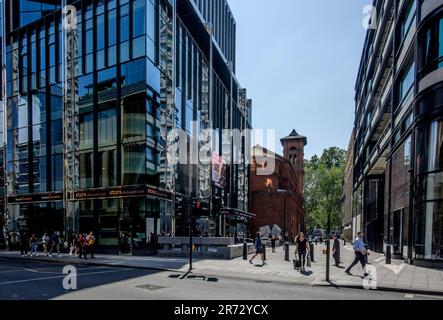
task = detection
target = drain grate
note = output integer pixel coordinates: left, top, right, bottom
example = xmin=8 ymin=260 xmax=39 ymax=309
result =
xmin=136 ymin=284 xmax=166 ymax=291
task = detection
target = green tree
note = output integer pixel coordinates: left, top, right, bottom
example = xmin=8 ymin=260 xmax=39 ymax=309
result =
xmin=304 ymin=147 xmax=345 ymax=230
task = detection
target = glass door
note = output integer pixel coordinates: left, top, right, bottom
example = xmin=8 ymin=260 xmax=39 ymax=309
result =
xmin=119 ymin=206 xmax=132 ymax=255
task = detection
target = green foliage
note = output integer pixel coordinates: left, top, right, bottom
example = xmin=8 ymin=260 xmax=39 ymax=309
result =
xmin=304 ymin=147 xmax=346 ymax=230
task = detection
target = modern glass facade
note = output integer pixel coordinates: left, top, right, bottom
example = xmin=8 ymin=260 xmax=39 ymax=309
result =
xmin=352 ymin=0 xmax=443 ymax=265
xmin=0 ymin=0 xmax=252 ymax=254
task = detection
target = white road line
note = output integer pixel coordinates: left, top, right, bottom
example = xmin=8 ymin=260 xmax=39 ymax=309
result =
xmin=382 ymin=263 xmax=406 ymax=274
xmin=0 ymin=268 xmax=133 ymax=286
xmin=374 ymin=257 xmax=384 ymax=263
xmin=0 ymin=266 xmax=117 ymax=275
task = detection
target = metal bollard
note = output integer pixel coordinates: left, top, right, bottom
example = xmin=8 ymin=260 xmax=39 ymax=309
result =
xmin=262 ymin=243 xmax=266 ymax=261
xmin=243 ymin=242 xmax=247 ymax=260
xmin=310 ymin=242 xmax=315 ymax=262
xmin=386 ymin=245 xmax=391 ymax=264
xmin=285 ymin=243 xmax=290 ymax=261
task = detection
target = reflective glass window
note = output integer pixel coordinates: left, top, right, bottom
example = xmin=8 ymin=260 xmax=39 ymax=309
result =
xmin=97 ymin=14 xmax=105 ymax=51
xmin=122 ymin=94 xmax=146 ymax=143
xmin=133 ymin=36 xmax=145 ymax=59
xmin=80 ymin=152 xmax=93 ymax=189
xmin=133 ymin=0 xmax=146 ymax=38
xmin=120 ymin=14 xmax=130 ymax=43
xmin=98 ymin=108 xmax=117 ymax=147
xmin=108 ymin=9 xmax=117 ymax=46
xmin=99 ymin=150 xmax=117 ymax=187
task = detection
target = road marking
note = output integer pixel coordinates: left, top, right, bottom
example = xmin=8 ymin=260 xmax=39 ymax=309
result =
xmin=0 ymin=268 xmax=133 ymax=286
xmin=374 ymin=257 xmax=384 ymax=263
xmin=0 ymin=266 xmax=111 ymax=275
xmin=382 ymin=263 xmax=406 ymax=274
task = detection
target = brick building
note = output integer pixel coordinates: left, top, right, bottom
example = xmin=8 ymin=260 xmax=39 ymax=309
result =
xmin=250 ymin=130 xmax=307 ymax=240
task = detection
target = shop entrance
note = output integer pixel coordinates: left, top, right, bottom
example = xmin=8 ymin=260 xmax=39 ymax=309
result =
xmin=119 ymin=206 xmax=133 ymax=255
xmin=390 ymin=209 xmax=404 ymax=257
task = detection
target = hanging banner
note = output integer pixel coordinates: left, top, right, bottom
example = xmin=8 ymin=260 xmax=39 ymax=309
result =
xmin=212 ymin=152 xmax=226 ymax=189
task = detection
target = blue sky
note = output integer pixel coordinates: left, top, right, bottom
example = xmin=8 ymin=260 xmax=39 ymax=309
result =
xmin=228 ymin=0 xmax=371 ymax=159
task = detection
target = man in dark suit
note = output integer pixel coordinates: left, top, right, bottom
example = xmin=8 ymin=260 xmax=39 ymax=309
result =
xmin=332 ymin=234 xmax=341 ymax=267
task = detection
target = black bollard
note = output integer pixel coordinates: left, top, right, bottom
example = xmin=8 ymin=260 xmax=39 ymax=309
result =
xmin=386 ymin=245 xmax=391 ymax=264
xmin=243 ymin=242 xmax=247 ymax=260
xmin=262 ymin=243 xmax=266 ymax=261
xmin=310 ymin=242 xmax=315 ymax=262
xmin=285 ymin=243 xmax=290 ymax=261
xmin=364 ymin=245 xmax=369 ymax=264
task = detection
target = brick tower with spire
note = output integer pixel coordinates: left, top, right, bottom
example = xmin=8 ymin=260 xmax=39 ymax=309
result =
xmin=280 ymin=130 xmax=307 ymax=195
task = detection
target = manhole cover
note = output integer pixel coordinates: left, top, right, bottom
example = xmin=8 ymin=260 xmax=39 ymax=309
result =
xmin=136 ymin=284 xmax=165 ymax=291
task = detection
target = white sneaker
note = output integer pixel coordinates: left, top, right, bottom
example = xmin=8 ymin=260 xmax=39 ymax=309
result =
xmin=21 ymin=255 xmax=24 ymax=257
xmin=49 ymin=254 xmax=52 ymax=257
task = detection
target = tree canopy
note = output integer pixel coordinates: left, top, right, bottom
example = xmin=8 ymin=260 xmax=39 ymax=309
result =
xmin=304 ymin=147 xmax=346 ymax=231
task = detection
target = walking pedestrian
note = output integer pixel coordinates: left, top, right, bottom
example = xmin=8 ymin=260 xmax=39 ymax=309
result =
xmin=49 ymin=231 xmax=60 ymax=257
xmin=332 ymin=234 xmax=342 ymax=267
xmin=295 ymin=232 xmax=309 ymax=272
xmin=20 ymin=232 xmax=30 ymax=257
xmin=30 ymin=233 xmax=38 ymax=256
xmin=78 ymin=233 xmax=88 ymax=259
xmin=86 ymin=231 xmax=96 ymax=259
xmin=271 ymin=235 xmax=276 ymax=253
xmin=249 ymin=232 xmax=265 ymax=266
xmin=69 ymin=232 xmax=77 ymax=255
xmin=42 ymin=233 xmax=50 ymax=256
xmin=345 ymin=231 xmax=369 ymax=277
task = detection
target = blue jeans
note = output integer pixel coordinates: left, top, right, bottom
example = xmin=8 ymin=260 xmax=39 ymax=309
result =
xmin=31 ymin=243 xmax=38 ymax=254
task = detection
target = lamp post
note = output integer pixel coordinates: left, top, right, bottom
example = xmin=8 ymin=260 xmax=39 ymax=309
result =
xmin=326 ymin=209 xmax=331 ymax=282
xmin=188 ymin=194 xmax=193 ymax=273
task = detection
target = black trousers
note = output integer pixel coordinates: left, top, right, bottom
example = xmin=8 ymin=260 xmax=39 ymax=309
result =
xmin=346 ymin=251 xmax=366 ymax=272
xmin=333 ymin=252 xmax=340 ymax=266
xmin=20 ymin=244 xmax=28 ymax=255
xmin=78 ymin=246 xmax=87 ymax=259
xmin=298 ymin=250 xmax=307 ymax=269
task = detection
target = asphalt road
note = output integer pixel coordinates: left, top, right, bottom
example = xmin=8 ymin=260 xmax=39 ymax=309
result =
xmin=0 ymin=258 xmax=441 ymax=300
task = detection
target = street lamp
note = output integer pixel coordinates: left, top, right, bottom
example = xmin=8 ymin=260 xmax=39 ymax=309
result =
xmin=326 ymin=209 xmax=331 ymax=282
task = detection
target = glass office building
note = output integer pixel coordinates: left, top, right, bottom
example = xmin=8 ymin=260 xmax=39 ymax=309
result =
xmin=352 ymin=0 xmax=443 ymax=266
xmin=0 ymin=0 xmax=252 ymax=254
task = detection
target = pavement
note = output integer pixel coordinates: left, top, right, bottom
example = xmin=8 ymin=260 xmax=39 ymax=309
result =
xmin=1 ymin=242 xmax=443 ymax=295
xmin=0 ymin=258 xmax=437 ymax=300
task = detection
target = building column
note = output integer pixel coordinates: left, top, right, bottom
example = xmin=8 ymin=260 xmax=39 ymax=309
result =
xmin=425 ymin=202 xmax=434 ymax=259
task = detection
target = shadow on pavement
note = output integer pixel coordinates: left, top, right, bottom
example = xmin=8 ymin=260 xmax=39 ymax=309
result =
xmin=0 ymin=258 xmax=178 ymax=300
